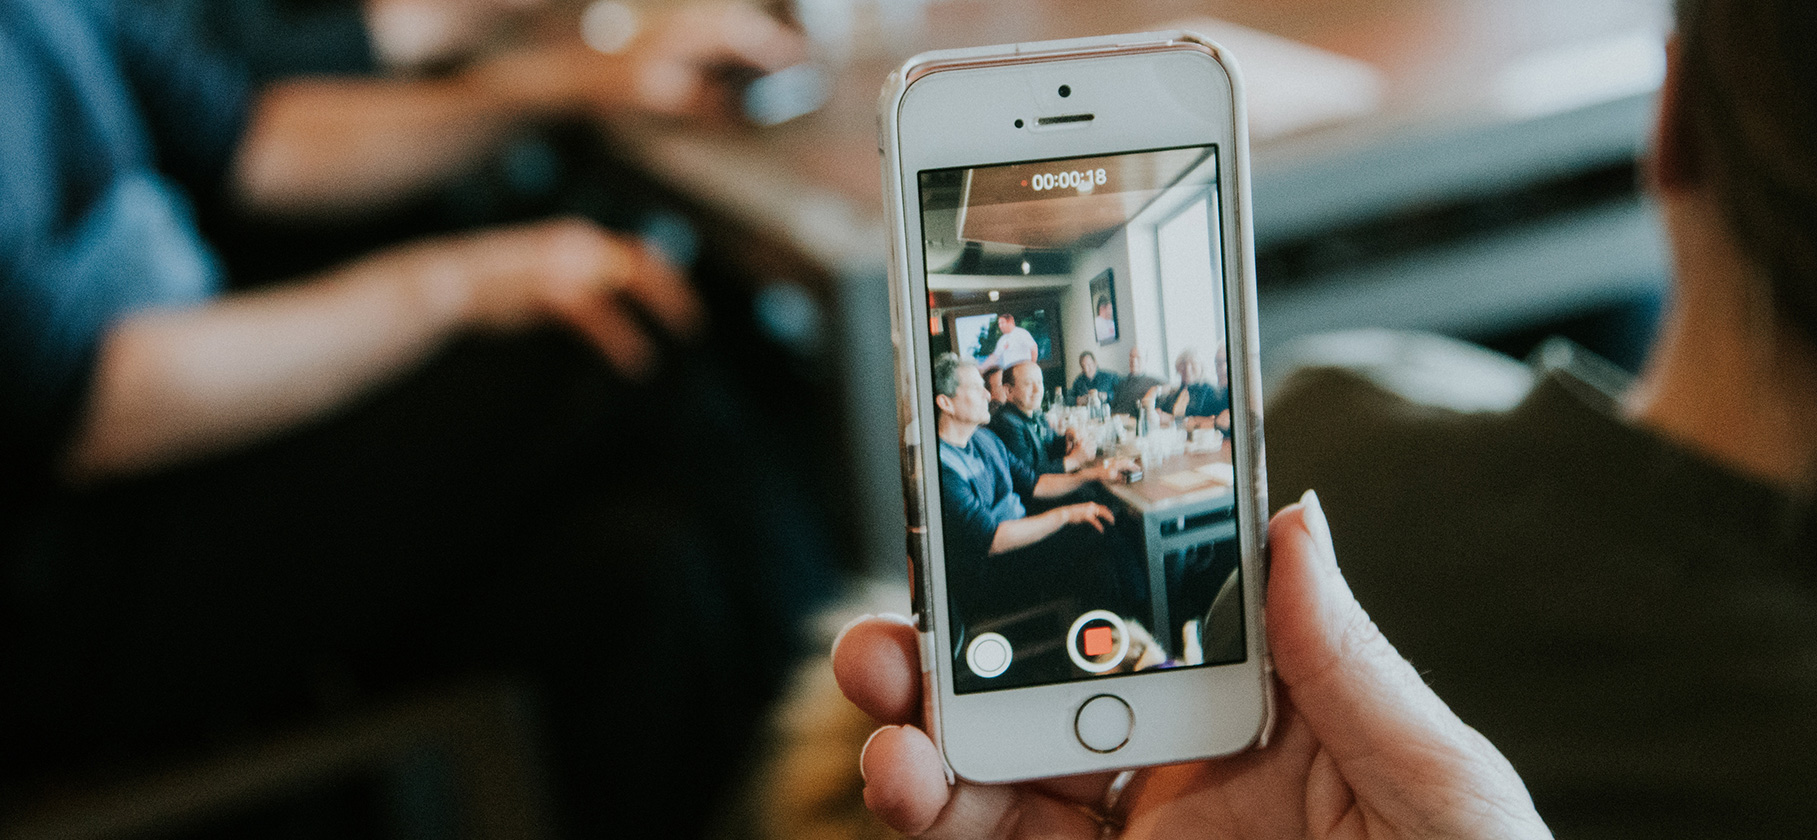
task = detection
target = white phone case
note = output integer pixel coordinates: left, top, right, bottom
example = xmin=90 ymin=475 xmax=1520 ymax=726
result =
xmin=880 ymin=31 xmax=1276 ymax=782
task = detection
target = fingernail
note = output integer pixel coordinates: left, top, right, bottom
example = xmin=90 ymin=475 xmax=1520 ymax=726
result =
xmin=1299 ymin=489 xmax=1336 ymax=567
xmin=832 ymin=613 xmax=874 ymax=658
xmin=859 ymin=725 xmax=898 ymax=782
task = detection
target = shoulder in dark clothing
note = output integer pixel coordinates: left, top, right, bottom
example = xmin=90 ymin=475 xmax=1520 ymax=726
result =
xmin=1166 ymin=382 xmax=1226 ymax=418
xmin=1263 ymin=330 xmax=1817 ymax=838
xmin=989 ymin=406 xmax=1064 ymax=475
xmin=1110 ymin=374 xmax=1162 ymax=415
xmin=1 ymin=0 xmax=247 ymax=503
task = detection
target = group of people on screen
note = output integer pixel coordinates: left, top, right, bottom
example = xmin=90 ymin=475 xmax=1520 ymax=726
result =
xmin=1067 ymin=344 xmax=1232 ymax=432
xmin=932 ymin=308 xmax=1241 ymax=683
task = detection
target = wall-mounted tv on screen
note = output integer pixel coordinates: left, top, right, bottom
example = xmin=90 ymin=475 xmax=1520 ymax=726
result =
xmin=952 ymin=308 xmax=1058 ymax=369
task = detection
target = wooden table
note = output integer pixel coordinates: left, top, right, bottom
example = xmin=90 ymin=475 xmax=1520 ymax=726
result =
xmin=603 ymin=0 xmax=1672 ymax=574
xmin=1101 ymin=446 xmax=1238 ymax=641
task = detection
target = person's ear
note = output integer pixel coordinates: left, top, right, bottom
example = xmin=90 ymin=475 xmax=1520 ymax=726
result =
xmin=1649 ymin=34 xmax=1700 ymax=194
xmin=934 ymin=393 xmax=955 ymax=415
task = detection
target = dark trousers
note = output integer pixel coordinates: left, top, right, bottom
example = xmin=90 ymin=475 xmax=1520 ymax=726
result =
xmin=2 ymin=328 xmax=842 ymax=838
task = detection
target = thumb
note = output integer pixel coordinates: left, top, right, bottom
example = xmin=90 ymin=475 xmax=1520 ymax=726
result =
xmin=1264 ymin=490 xmax=1471 ymax=768
xmin=1266 ymin=492 xmax=1552 ymax=836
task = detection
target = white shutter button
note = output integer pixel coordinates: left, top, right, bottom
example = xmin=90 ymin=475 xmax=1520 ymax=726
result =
xmin=1074 ymin=695 xmax=1132 ymax=753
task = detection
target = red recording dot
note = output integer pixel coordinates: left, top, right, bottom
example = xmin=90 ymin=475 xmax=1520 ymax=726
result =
xmin=1021 ymin=180 xmax=1029 ymax=186
xmin=1083 ymin=626 xmax=1114 ymax=657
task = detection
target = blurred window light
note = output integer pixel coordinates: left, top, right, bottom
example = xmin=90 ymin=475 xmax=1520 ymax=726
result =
xmin=1494 ymin=30 xmax=1665 ymax=119
xmin=582 ymin=1 xmax=640 ymax=54
xmin=744 ymin=63 xmax=831 ymax=126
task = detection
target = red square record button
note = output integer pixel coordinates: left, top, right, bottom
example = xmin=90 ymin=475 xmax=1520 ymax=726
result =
xmin=1083 ymin=625 xmax=1115 ymax=657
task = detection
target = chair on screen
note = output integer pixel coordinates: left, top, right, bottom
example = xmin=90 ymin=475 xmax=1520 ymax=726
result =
xmin=1187 ymin=567 xmax=1244 ymax=666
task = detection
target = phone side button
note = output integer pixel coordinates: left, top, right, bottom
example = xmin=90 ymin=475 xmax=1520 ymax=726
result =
xmin=1074 ymin=695 xmax=1133 ymax=753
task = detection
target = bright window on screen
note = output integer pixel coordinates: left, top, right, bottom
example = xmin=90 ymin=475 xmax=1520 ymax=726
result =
xmin=1156 ymin=194 xmax=1225 ymax=362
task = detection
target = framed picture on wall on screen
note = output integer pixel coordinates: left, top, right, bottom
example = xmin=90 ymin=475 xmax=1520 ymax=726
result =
xmin=1090 ymin=269 xmax=1119 ymax=345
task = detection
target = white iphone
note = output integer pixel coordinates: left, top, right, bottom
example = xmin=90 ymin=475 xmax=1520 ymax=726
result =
xmin=880 ymin=31 xmax=1274 ymax=783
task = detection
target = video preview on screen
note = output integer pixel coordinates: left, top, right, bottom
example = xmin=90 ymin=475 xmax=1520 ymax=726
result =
xmin=919 ymin=145 xmax=1246 ymax=694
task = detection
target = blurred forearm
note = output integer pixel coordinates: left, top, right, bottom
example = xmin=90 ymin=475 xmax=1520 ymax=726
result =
xmin=1031 ymin=470 xmax=1094 ymax=499
xmin=63 ymin=246 xmax=471 ymax=481
xmin=232 ymin=57 xmax=573 ymax=216
xmin=988 ymin=510 xmax=1067 ymax=555
xmin=62 ymin=220 xmax=690 ymax=483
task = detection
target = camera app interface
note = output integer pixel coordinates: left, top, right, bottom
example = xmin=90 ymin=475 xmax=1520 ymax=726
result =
xmin=919 ymin=146 xmax=1246 ymax=694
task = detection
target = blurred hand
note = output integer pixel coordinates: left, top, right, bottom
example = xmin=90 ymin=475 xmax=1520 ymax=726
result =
xmin=1073 ymin=461 xmax=1122 ymax=485
xmin=402 ymin=218 xmax=702 ymax=377
xmin=832 ymin=492 xmax=1551 ymax=840
xmin=511 ymin=1 xmax=807 ymax=124
xmin=1065 ymin=428 xmax=1099 ymax=461
xmin=365 ymin=0 xmax=546 ymax=70
xmin=1055 ymin=501 xmax=1114 ymax=532
xmin=1104 ymin=456 xmax=1139 ymax=482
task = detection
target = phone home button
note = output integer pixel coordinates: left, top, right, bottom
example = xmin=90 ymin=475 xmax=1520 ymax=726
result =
xmin=1074 ymin=695 xmax=1133 ymax=753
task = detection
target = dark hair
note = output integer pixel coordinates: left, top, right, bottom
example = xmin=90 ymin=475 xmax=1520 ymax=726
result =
xmin=1676 ymin=0 xmax=1817 ymax=347
xmin=1079 ymin=350 xmax=1096 ymax=364
xmin=932 ymin=352 xmax=970 ymax=399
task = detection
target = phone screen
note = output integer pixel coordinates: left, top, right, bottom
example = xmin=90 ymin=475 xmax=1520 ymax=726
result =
xmin=919 ymin=144 xmax=1246 ymax=694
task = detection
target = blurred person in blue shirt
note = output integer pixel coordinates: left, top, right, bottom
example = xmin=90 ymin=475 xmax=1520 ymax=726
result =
xmin=0 ymin=1 xmax=836 ymax=836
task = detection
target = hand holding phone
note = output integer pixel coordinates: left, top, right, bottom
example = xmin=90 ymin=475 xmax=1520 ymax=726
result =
xmin=881 ymin=31 xmax=1273 ymax=781
xmin=833 ymin=496 xmax=1553 ymax=840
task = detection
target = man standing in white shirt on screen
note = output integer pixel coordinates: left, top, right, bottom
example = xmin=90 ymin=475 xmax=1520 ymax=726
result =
xmin=978 ymin=312 xmax=1038 ymax=372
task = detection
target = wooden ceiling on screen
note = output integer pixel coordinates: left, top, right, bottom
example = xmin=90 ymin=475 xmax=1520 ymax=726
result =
xmin=957 ymin=147 xmax=1212 ymax=249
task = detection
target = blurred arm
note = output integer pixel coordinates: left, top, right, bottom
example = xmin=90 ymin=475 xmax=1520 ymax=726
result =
xmin=1030 ymin=465 xmax=1115 ymax=499
xmin=987 ymin=502 xmax=1111 ymax=555
xmin=232 ymin=1 xmax=805 ymax=216
xmin=231 ymin=64 xmax=562 ymax=216
xmin=63 ymin=221 xmax=694 ymax=482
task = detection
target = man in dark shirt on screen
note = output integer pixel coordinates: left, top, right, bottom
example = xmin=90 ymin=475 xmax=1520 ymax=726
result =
xmin=990 ymin=360 xmax=1094 ymax=477
xmin=1110 ymin=345 xmax=1166 ymax=416
xmin=1068 ymin=350 xmax=1120 ymax=405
